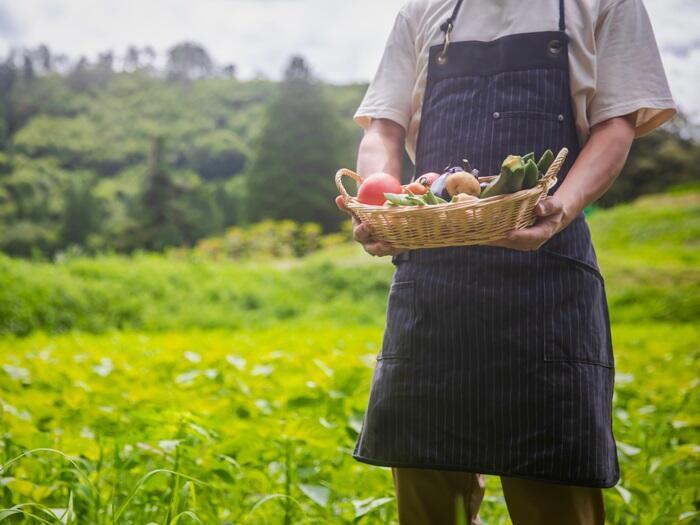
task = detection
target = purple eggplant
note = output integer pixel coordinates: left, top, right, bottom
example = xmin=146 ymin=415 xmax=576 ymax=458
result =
xmin=430 ymin=172 xmax=452 ymax=200
xmin=434 ymin=161 xmax=481 ymax=200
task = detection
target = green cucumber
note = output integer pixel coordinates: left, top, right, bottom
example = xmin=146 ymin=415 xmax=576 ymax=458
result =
xmin=537 ymin=149 xmax=554 ymax=175
xmin=480 ymin=156 xmax=526 ymax=198
xmin=522 ymin=152 xmax=535 ymax=163
xmin=522 ymin=159 xmax=539 ymax=189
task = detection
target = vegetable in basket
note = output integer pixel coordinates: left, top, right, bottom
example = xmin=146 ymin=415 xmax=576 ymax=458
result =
xmin=451 ymin=193 xmax=480 ymax=203
xmin=404 ymin=181 xmax=429 ymax=195
xmin=537 ymin=149 xmax=554 ymax=175
xmin=357 ymin=172 xmax=402 ymax=205
xmin=417 ymin=172 xmax=441 ymax=187
xmin=446 ymin=171 xmax=481 ymax=197
xmin=521 ymin=158 xmax=540 ymax=189
xmin=384 ymin=189 xmax=446 ymax=206
xmin=480 ymin=155 xmax=526 ymax=198
xmin=431 ymin=161 xmax=481 ymax=200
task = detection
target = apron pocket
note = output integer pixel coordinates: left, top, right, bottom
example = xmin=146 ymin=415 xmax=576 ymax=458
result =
xmin=540 ymin=251 xmax=614 ymax=368
xmin=379 ymin=281 xmax=416 ymax=361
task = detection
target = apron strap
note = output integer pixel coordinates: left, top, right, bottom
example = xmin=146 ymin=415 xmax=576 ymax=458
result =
xmin=559 ymin=0 xmax=566 ymax=31
xmin=437 ymin=0 xmax=464 ymax=64
xmin=440 ymin=0 xmax=464 ymax=33
xmin=441 ymin=0 xmax=564 ymax=32
xmin=438 ymin=0 xmax=565 ymax=65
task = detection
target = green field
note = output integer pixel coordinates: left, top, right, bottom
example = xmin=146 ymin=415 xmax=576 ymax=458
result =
xmin=1 ymin=192 xmax=699 ymax=524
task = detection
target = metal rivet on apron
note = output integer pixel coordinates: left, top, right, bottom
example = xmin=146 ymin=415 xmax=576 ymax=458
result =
xmin=493 ymin=111 xmax=501 ymax=119
xmin=548 ymin=39 xmax=563 ymax=56
xmin=558 ymin=114 xmax=565 ymax=122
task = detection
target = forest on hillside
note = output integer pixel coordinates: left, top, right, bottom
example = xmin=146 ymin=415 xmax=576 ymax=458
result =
xmin=0 ymin=42 xmax=698 ymax=257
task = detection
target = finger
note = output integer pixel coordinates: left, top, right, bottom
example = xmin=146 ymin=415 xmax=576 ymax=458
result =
xmin=353 ymin=222 xmax=375 ymax=244
xmin=365 ymin=241 xmax=399 ymax=257
xmin=487 ymin=235 xmax=539 ymax=251
xmin=505 ymin=225 xmax=551 ymax=250
xmin=536 ymin=197 xmax=563 ymax=217
xmin=335 ymin=195 xmax=355 ymax=218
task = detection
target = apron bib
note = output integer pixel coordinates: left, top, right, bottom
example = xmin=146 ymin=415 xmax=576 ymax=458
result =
xmin=353 ymin=0 xmax=619 ymax=488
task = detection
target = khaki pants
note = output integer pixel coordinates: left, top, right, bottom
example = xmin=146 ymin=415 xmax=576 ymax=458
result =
xmin=392 ymin=468 xmax=605 ymax=525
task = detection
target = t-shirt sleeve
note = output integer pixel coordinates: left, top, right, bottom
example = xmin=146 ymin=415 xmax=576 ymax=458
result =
xmin=354 ymin=9 xmax=417 ymax=131
xmin=589 ymin=0 xmax=677 ymax=137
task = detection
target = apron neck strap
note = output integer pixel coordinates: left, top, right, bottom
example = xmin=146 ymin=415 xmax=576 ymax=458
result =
xmin=440 ymin=0 xmax=464 ymax=34
xmin=559 ymin=0 xmax=566 ymax=31
xmin=437 ymin=0 xmax=566 ymax=65
xmin=440 ymin=0 xmax=566 ymax=33
xmin=437 ymin=0 xmax=463 ymax=64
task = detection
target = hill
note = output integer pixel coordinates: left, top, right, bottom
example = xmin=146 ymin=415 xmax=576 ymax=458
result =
xmin=0 ymin=65 xmax=367 ymax=255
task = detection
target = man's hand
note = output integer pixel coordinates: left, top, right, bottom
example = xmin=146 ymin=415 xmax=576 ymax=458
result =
xmin=335 ymin=196 xmax=405 ymax=257
xmin=489 ymin=196 xmax=570 ymax=251
xmin=490 ymin=114 xmax=636 ymax=252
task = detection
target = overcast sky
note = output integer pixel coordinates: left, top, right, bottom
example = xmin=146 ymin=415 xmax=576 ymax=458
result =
xmin=1 ymin=0 xmax=699 ymax=120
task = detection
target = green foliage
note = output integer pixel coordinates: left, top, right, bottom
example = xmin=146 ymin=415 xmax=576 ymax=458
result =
xmin=0 ymin=62 xmax=365 ymax=256
xmin=600 ymin=122 xmax=700 ymax=208
xmin=245 ymin=57 xmax=349 ymax=231
xmin=0 ymin=246 xmax=392 ymax=336
xmin=593 ymin=193 xmax=700 ymax=323
xmin=166 ymin=42 xmax=213 ymax=81
xmin=195 ymin=219 xmax=329 ymax=259
xmin=0 ymin=190 xmax=697 ymax=523
xmin=0 ymin=190 xmax=697 ymax=336
xmin=0 ymin=325 xmax=696 ymax=523
xmin=138 ymin=136 xmax=190 ymax=250
xmin=1 ymin=45 xmax=699 ymax=256
xmin=0 ymin=327 xmax=398 ymax=523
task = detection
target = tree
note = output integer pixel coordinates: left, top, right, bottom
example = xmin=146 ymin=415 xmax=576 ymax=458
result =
xmin=22 ymin=53 xmax=34 ymax=81
xmin=141 ymin=46 xmax=156 ymax=70
xmin=245 ymin=56 xmax=345 ymax=231
xmin=139 ymin=136 xmax=186 ymax=249
xmin=222 ymin=64 xmax=236 ymax=78
xmin=67 ymin=57 xmax=90 ymax=92
xmin=600 ymin=116 xmax=700 ymax=207
xmin=166 ymin=42 xmax=213 ymax=81
xmin=0 ymin=56 xmax=17 ymax=147
xmin=60 ymin=174 xmax=101 ymax=247
xmin=124 ymin=46 xmax=140 ymax=71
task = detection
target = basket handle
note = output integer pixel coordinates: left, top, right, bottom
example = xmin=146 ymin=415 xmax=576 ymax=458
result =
xmin=538 ymin=147 xmax=568 ymax=187
xmin=335 ymin=168 xmax=363 ymax=203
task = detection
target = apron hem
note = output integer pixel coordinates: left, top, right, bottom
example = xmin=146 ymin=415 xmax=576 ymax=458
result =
xmin=352 ymin=454 xmax=620 ymax=489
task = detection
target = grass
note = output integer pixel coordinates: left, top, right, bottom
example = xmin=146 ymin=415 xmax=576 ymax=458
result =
xmin=0 ymin=191 xmax=698 ymax=523
xmin=0 ymin=323 xmax=697 ymax=524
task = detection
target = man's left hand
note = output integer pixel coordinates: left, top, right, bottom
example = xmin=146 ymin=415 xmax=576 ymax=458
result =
xmin=489 ymin=196 xmax=570 ymax=251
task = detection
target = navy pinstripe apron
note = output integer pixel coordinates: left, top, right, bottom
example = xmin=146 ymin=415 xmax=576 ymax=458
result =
xmin=353 ymin=0 xmax=619 ymax=488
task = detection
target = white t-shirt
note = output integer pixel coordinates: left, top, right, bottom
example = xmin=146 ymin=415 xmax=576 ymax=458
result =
xmin=355 ymin=0 xmax=677 ymax=162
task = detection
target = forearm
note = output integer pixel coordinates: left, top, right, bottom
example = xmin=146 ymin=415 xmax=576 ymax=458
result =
xmin=555 ymin=114 xmax=636 ymax=223
xmin=356 ymin=119 xmax=406 ymax=180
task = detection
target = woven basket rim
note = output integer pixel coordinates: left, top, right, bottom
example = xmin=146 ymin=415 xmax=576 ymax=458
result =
xmin=336 ymin=147 xmax=568 ymax=215
xmin=345 ymin=178 xmax=549 ymax=214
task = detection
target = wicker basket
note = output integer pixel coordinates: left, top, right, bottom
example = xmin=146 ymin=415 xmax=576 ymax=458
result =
xmin=335 ymin=148 xmax=568 ymax=249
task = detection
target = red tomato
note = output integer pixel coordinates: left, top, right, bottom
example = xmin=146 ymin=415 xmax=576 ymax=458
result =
xmin=357 ymin=173 xmax=402 ymax=205
xmin=406 ymin=181 xmax=428 ymax=195
xmin=417 ymin=172 xmax=440 ymax=187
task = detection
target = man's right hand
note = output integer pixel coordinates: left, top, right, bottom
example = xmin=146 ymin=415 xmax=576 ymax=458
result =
xmin=335 ymin=196 xmax=405 ymax=257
